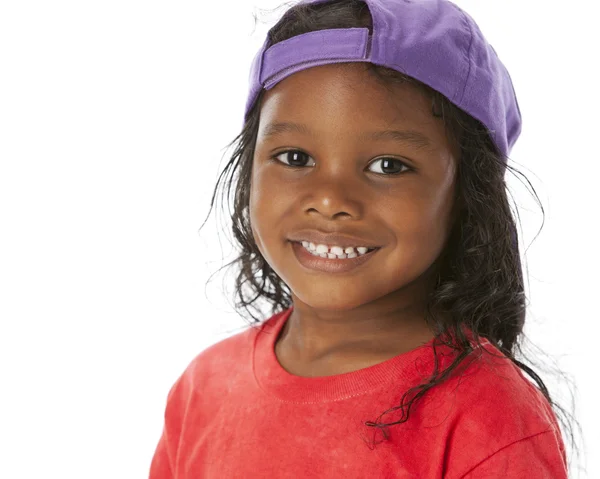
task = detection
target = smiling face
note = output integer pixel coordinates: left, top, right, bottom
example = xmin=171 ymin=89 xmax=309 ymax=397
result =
xmin=250 ymin=63 xmax=459 ymax=314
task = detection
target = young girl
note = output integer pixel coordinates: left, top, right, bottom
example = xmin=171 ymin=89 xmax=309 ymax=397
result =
xmin=150 ymin=0 xmax=576 ymax=477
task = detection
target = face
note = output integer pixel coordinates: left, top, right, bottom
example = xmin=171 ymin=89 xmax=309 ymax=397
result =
xmin=249 ymin=63 xmax=458 ymax=314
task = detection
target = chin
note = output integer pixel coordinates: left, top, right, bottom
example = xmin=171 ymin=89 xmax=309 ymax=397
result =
xmin=291 ymin=283 xmax=392 ymax=312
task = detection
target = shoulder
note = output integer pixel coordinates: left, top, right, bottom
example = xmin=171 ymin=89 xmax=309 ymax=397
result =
xmin=433 ymin=339 xmax=567 ymax=477
xmin=444 ymin=339 xmax=559 ymax=432
xmin=173 ymin=320 xmax=263 ymax=392
xmin=163 ymin=309 xmax=286 ymax=407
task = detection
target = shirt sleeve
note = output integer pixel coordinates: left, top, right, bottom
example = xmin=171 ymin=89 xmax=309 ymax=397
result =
xmin=148 ymin=366 xmax=195 ymax=479
xmin=149 ymin=428 xmax=174 ymax=479
xmin=457 ymin=429 xmax=568 ymax=478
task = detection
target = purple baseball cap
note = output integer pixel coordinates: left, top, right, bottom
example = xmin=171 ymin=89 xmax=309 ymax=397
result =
xmin=244 ymin=0 xmax=522 ymax=159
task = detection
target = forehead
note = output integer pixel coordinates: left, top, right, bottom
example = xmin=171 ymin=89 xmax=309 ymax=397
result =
xmin=257 ymin=63 xmax=451 ymax=151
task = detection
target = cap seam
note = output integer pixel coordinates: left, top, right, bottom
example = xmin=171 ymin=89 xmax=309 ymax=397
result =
xmin=457 ymin=9 xmax=474 ymax=105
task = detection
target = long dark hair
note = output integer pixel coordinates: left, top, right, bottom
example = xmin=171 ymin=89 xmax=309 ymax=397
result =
xmin=200 ymin=0 xmax=582 ymax=472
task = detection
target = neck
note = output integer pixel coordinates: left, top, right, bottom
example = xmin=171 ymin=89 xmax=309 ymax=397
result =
xmin=278 ymin=286 xmax=436 ymax=365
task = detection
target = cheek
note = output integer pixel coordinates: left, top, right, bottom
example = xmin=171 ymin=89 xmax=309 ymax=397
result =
xmin=389 ymin=181 xmax=456 ymax=254
xmin=249 ymin=165 xmax=282 ymax=254
xmin=249 ymin=168 xmax=262 ymax=250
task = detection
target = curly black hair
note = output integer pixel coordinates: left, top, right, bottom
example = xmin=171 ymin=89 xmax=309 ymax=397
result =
xmin=199 ymin=0 xmax=582 ymax=473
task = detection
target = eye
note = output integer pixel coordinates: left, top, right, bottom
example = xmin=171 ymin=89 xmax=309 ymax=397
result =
xmin=271 ymin=150 xmax=315 ymax=168
xmin=367 ymin=157 xmax=411 ymax=175
xmin=270 ymin=149 xmax=411 ymax=175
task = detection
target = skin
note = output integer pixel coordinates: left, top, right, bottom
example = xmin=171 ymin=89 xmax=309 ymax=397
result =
xmin=249 ymin=63 xmax=459 ymax=377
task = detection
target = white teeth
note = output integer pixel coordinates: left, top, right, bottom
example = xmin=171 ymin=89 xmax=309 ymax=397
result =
xmin=299 ymin=241 xmax=375 ymax=259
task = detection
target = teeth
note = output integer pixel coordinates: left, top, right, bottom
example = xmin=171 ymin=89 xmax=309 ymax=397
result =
xmin=298 ymin=241 xmax=375 ymax=259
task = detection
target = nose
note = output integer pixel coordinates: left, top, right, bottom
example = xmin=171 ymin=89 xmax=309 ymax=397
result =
xmin=303 ymin=174 xmax=364 ymax=220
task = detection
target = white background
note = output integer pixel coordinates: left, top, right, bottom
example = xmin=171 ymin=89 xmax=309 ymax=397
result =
xmin=0 ymin=0 xmax=597 ymax=477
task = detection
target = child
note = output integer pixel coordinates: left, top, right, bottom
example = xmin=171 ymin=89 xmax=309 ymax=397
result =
xmin=150 ymin=0 xmax=573 ymax=477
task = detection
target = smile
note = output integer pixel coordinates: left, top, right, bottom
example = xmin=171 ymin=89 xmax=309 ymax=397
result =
xmin=291 ymin=241 xmax=380 ymax=274
xmin=299 ymin=241 xmax=376 ymax=259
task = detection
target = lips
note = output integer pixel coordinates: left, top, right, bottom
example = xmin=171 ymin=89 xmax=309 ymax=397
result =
xmin=290 ymin=240 xmax=380 ymax=274
xmin=287 ymin=229 xmax=381 ymax=249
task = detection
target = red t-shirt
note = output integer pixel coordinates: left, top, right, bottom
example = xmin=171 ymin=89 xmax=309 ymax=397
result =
xmin=149 ymin=307 xmax=567 ymax=478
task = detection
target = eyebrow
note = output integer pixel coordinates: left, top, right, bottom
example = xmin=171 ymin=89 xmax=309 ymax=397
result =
xmin=260 ymin=121 xmax=433 ymax=150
